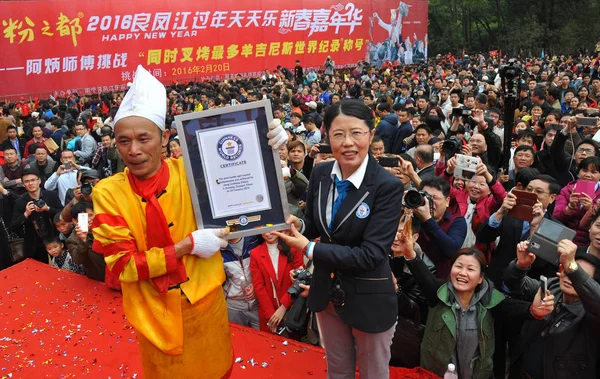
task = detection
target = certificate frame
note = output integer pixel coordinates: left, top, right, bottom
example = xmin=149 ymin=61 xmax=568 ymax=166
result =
xmin=174 ymin=100 xmax=290 ymax=239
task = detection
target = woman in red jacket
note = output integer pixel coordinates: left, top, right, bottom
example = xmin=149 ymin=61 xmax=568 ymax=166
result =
xmin=250 ymin=232 xmax=304 ymax=333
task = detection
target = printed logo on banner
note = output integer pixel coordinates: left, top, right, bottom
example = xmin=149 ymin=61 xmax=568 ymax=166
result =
xmin=217 ymin=134 xmax=244 ymax=161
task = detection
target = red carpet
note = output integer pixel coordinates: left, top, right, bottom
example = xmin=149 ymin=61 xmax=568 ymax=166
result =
xmin=0 ymin=260 xmax=438 ymax=379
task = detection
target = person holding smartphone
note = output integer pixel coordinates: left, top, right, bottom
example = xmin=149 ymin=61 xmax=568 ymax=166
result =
xmin=274 ymin=100 xmax=403 ymax=379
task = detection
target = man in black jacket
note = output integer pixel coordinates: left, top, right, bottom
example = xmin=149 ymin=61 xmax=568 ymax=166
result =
xmin=505 ymin=238 xmax=600 ymax=379
xmin=375 ymin=102 xmax=398 ymax=152
xmin=0 ymin=125 xmax=26 ymax=159
xmin=10 ymin=168 xmax=62 ymax=263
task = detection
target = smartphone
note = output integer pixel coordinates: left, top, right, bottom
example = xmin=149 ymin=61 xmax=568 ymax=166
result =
xmin=318 ymin=144 xmax=332 ymax=154
xmin=577 ymin=116 xmax=597 ymax=128
xmin=78 ymin=213 xmax=89 ymax=233
xmin=231 ymin=99 xmax=236 ymax=106
xmin=379 ymin=156 xmax=399 ymax=168
xmin=540 ymin=275 xmax=548 ymax=297
xmin=64 ymin=162 xmax=71 ymax=170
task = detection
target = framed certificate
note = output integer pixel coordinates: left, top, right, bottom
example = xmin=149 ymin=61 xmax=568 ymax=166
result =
xmin=174 ymin=100 xmax=290 ymax=239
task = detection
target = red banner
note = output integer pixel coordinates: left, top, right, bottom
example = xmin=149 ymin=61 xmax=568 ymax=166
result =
xmin=0 ymin=0 xmax=428 ymax=99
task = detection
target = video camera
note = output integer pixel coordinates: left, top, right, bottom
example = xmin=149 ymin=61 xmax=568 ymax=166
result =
xmin=288 ymin=268 xmax=313 ymax=297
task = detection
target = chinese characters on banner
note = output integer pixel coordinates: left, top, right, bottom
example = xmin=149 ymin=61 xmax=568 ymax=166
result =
xmin=0 ymin=0 xmax=428 ymax=98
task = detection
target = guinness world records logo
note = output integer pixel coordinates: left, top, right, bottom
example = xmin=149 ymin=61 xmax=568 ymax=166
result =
xmin=217 ymin=134 xmax=244 ymax=161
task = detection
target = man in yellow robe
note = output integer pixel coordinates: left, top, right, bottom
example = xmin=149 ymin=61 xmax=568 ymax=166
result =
xmin=92 ymin=65 xmax=287 ymax=378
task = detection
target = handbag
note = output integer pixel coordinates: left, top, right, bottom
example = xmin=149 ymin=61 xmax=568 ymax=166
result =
xmin=389 ymin=300 xmax=425 ymax=368
xmin=9 ymin=238 xmax=26 ymax=264
xmin=0 ymin=216 xmax=26 ymax=264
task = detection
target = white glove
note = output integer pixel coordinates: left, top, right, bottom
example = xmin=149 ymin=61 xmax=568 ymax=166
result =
xmin=267 ymin=119 xmax=288 ymax=150
xmin=190 ymin=228 xmax=229 ymax=258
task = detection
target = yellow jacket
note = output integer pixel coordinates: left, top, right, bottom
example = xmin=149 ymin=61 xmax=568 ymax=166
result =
xmin=92 ymin=158 xmax=225 ymax=354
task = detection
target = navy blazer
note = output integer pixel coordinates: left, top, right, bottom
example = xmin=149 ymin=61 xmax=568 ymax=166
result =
xmin=302 ymin=155 xmax=404 ymax=333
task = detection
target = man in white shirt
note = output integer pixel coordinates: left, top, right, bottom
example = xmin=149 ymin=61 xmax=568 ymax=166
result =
xmin=44 ymin=150 xmax=79 ymax=206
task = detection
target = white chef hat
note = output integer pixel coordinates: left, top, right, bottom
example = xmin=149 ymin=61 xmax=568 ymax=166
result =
xmin=114 ymin=65 xmax=166 ymax=130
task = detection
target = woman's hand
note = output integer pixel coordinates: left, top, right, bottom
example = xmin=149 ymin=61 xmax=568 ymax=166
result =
xmin=578 ymin=193 xmax=593 ymax=211
xmin=272 ymin=223 xmax=310 ymax=252
xmin=267 ymin=305 xmax=287 ymax=333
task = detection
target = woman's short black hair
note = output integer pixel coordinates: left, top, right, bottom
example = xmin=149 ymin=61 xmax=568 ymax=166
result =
xmin=322 ymin=99 xmax=374 ymax=133
xmin=578 ymin=156 xmax=600 ymax=172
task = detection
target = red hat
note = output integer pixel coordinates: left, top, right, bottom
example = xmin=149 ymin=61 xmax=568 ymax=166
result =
xmin=19 ymin=96 xmax=24 ymax=100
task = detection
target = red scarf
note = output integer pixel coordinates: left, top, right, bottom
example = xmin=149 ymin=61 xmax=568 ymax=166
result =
xmin=127 ymin=160 xmax=187 ymax=293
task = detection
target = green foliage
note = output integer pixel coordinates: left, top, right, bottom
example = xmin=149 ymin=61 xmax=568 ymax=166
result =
xmin=428 ymin=0 xmax=600 ymax=57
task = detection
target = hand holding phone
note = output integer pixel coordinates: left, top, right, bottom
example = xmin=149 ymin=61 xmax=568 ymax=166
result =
xmin=78 ymin=213 xmax=89 ymax=233
xmin=540 ymin=275 xmax=548 ymax=296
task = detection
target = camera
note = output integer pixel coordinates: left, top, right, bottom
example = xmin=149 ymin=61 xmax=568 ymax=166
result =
xmin=33 ymin=198 xmax=46 ymax=208
xmin=81 ymin=182 xmax=95 ymax=196
xmin=288 ymin=268 xmax=313 ymax=297
xmin=442 ymin=136 xmax=463 ymax=158
xmin=379 ymin=155 xmax=399 ymax=168
xmin=404 ymin=190 xmax=433 ymax=216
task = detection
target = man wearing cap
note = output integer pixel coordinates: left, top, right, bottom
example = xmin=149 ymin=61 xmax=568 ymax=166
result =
xmin=91 ymin=65 xmax=287 ymax=378
xmin=16 ymin=97 xmax=30 ymax=119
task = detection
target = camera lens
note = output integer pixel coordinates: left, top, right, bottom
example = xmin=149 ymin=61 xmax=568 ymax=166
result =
xmin=404 ymin=190 xmax=425 ymax=209
xmin=81 ymin=183 xmax=92 ymax=196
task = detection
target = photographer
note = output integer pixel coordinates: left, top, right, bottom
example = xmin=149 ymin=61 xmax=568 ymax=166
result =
xmin=444 ymin=155 xmax=506 ymax=250
xmin=505 ymin=239 xmax=600 ymax=379
xmin=60 ymin=169 xmax=100 ymax=224
xmin=44 ymin=149 xmax=80 ymax=206
xmin=11 ymin=168 xmax=62 ymax=263
xmin=411 ymin=177 xmax=467 ymax=279
xmin=324 ymin=56 xmax=335 ymax=76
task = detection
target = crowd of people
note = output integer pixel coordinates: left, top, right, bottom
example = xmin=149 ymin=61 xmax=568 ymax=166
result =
xmin=1 ymin=53 xmax=600 ymax=379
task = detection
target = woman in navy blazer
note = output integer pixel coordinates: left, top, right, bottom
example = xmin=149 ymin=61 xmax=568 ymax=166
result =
xmin=249 ymin=232 xmax=303 ymax=333
xmin=275 ymin=100 xmax=404 ymax=379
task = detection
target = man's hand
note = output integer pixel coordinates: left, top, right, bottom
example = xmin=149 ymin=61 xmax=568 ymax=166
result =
xmin=267 ymin=119 xmax=288 ymax=150
xmin=498 ymin=192 xmax=517 ymax=217
xmin=557 ymin=239 xmax=577 ymax=269
xmin=285 ymin=215 xmax=303 ymax=230
xmin=530 ymin=201 xmax=545 ymax=232
xmin=189 ymin=228 xmax=230 ymax=258
xmin=414 ymin=196 xmax=432 ymax=222
xmin=516 ymin=240 xmax=536 ymax=268
xmin=308 ymin=144 xmax=320 ymax=159
xmin=471 ymin=109 xmax=485 ymax=129
xmin=24 ymin=201 xmax=36 ymax=218
xmin=531 ymin=288 xmax=555 ymax=319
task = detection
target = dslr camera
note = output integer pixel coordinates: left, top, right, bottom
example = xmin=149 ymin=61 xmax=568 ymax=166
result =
xmin=442 ymin=136 xmax=463 ymax=159
xmin=33 ymin=198 xmax=46 ymax=208
xmin=404 ymin=189 xmax=434 ymax=216
xmin=81 ymin=182 xmax=96 ymax=196
xmin=288 ymin=268 xmax=313 ymax=297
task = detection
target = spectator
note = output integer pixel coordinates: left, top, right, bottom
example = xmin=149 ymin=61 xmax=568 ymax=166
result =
xmin=249 ymin=232 xmax=303 ymax=333
xmin=375 ymin=102 xmax=398 ymax=152
xmin=73 ymin=123 xmax=95 ymax=165
xmin=0 ymin=146 xmax=27 ymax=196
xmin=44 ymin=236 xmax=84 ymax=274
xmin=444 ymin=155 xmax=506 ymax=250
xmin=23 ymin=125 xmax=50 ymax=159
xmin=26 ymin=145 xmax=57 ymax=186
xmin=44 ymin=150 xmax=79 ymax=206
xmin=413 ymin=177 xmax=467 ymax=279
xmin=221 ymin=236 xmax=263 ymax=330
xmin=1 ymin=125 xmax=26 ymax=159
xmin=506 ymin=240 xmax=600 ymax=379
xmin=11 ymin=168 xmax=62 ymax=263
xmin=553 ymin=156 xmax=600 ymax=246
xmin=414 ymin=144 xmax=436 ymax=181
xmin=390 ymin=106 xmax=414 ymax=154
xmin=303 ymin=115 xmax=321 ymax=147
